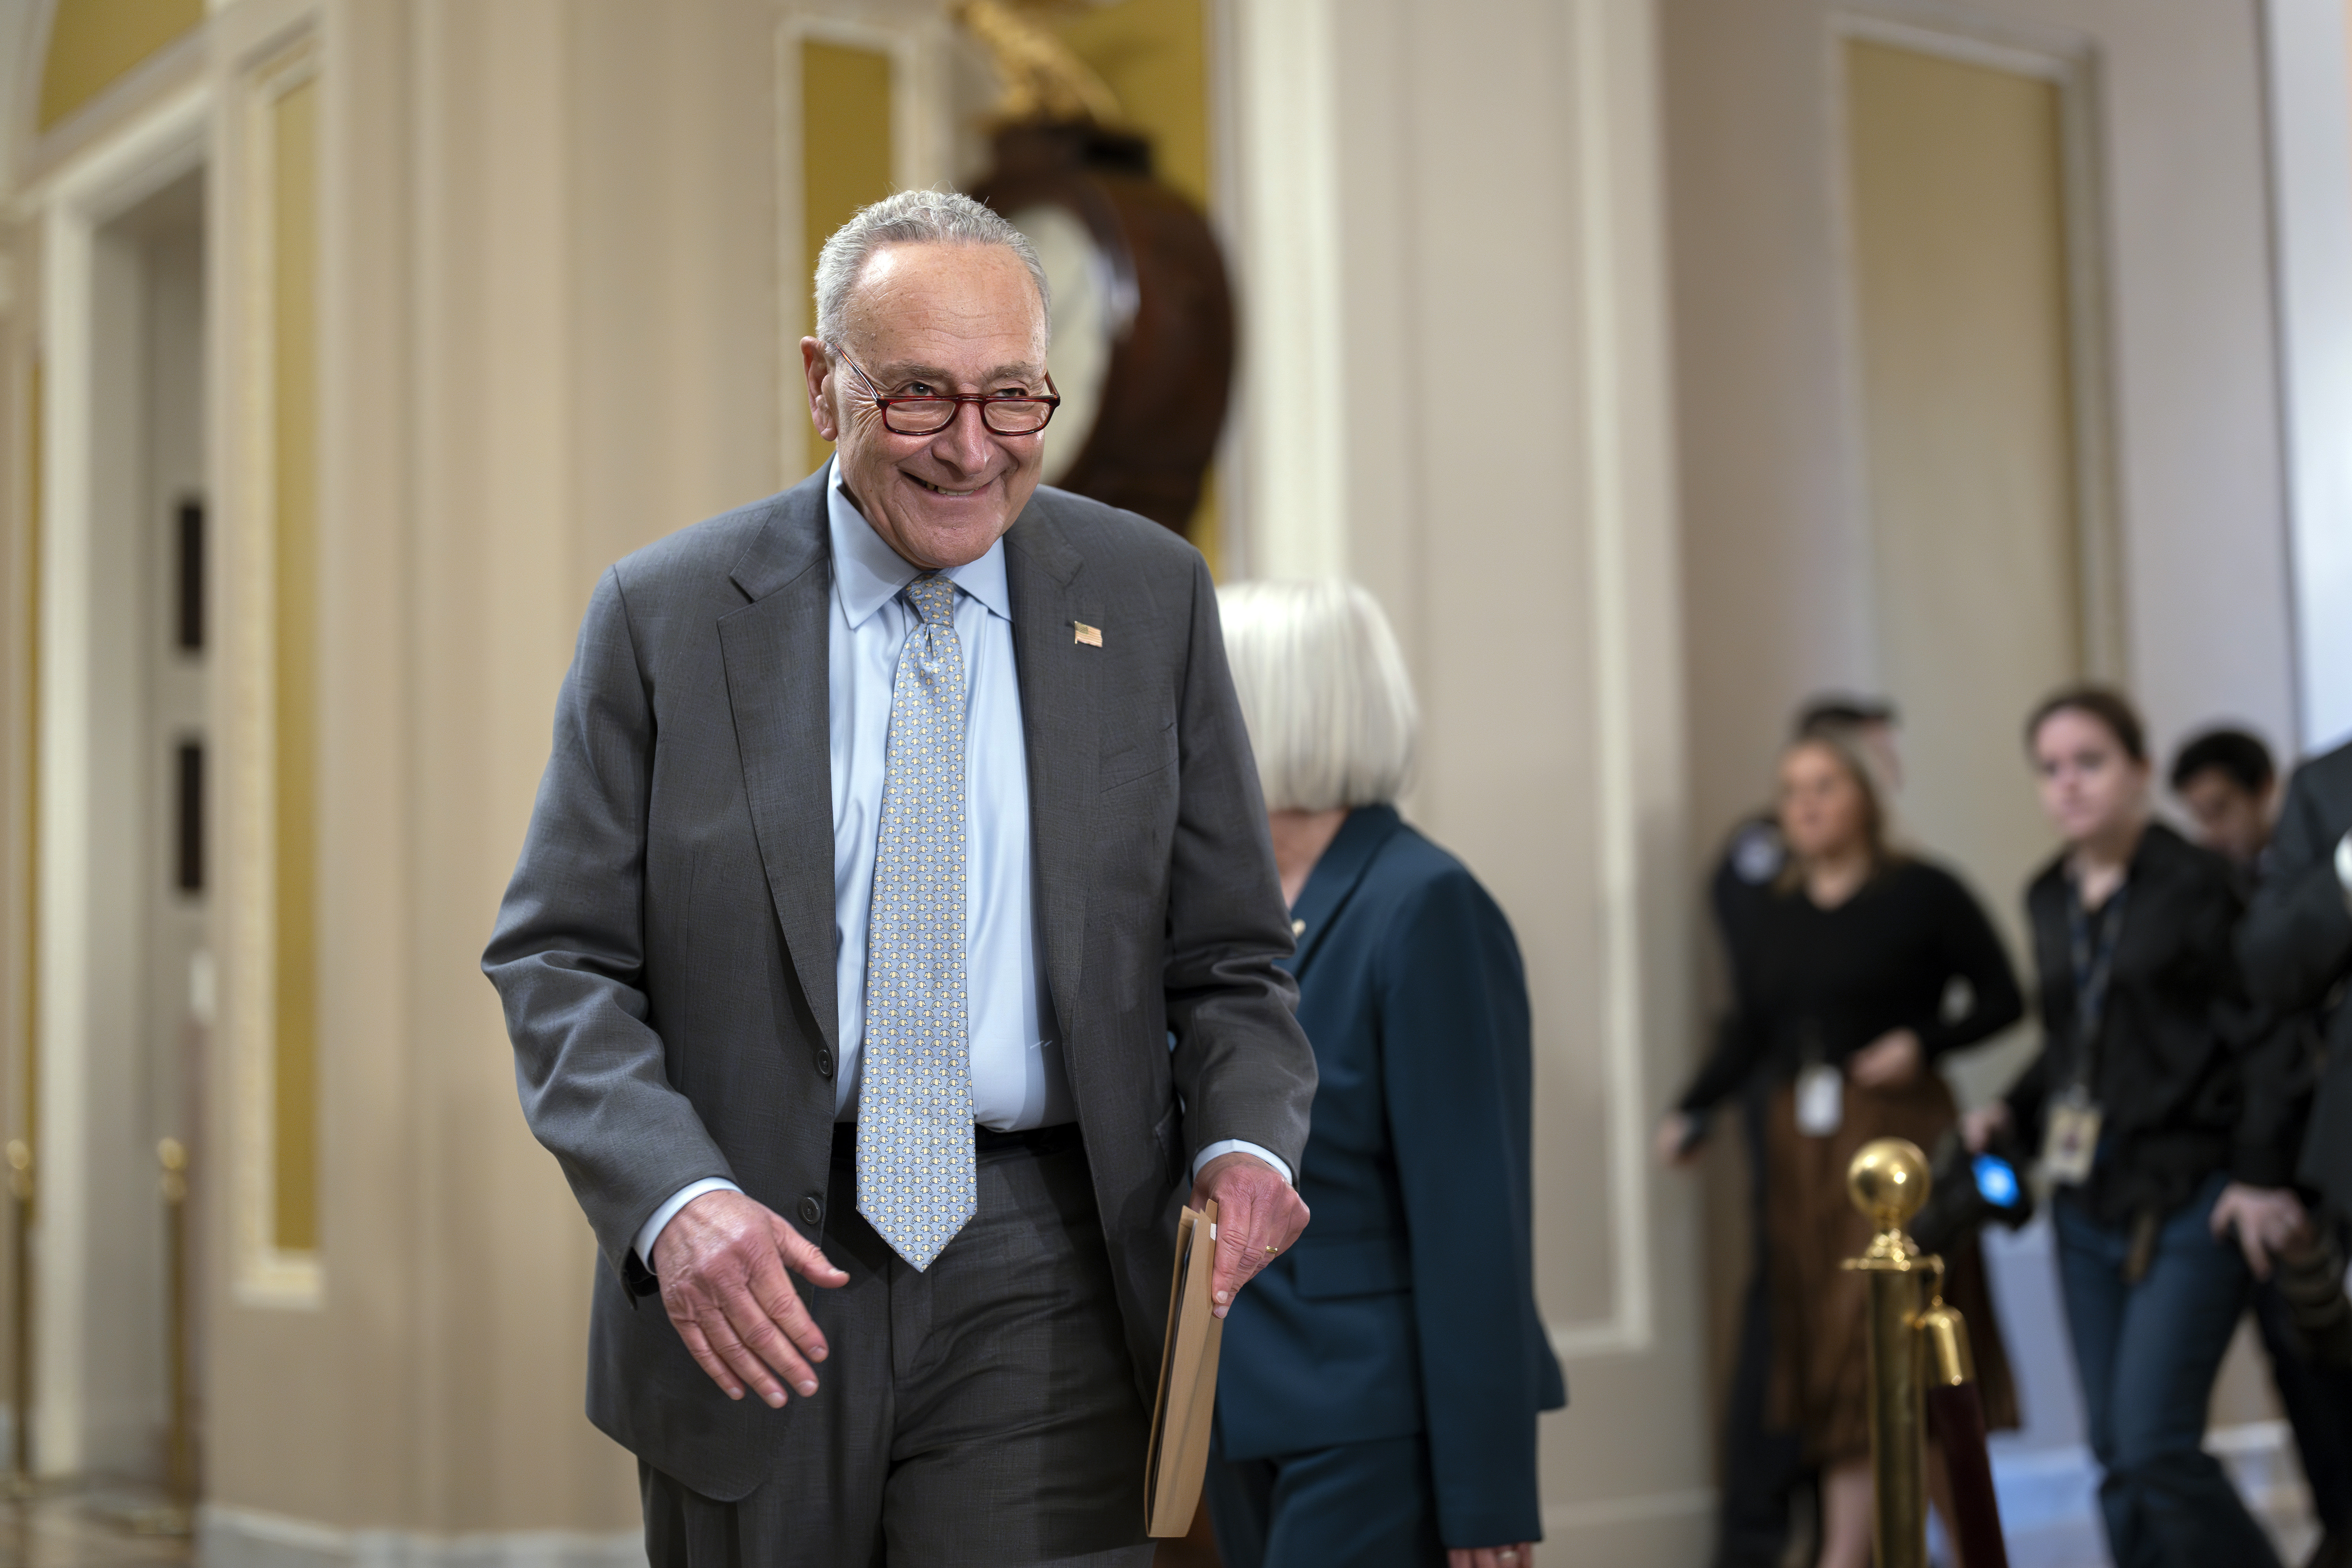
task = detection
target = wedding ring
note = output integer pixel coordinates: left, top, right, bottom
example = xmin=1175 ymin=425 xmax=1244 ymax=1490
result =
xmin=1263 ymin=1244 xmax=1280 ymax=1254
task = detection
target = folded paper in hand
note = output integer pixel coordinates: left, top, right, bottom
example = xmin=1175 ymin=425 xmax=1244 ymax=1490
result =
xmin=1145 ymin=1200 xmax=1225 ymax=1537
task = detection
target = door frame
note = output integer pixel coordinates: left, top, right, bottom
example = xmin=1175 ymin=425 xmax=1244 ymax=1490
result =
xmin=27 ymin=82 xmax=209 ymax=1478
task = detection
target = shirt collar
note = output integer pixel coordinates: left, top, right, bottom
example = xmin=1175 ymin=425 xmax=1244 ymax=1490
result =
xmin=826 ymin=457 xmax=1013 ymax=628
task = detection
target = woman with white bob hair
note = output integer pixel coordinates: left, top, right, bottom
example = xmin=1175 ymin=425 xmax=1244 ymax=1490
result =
xmin=1205 ymin=580 xmax=1566 ymax=1568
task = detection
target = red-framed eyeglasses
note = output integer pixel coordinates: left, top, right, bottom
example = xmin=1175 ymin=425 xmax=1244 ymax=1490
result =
xmin=835 ymin=348 xmax=1061 ymax=437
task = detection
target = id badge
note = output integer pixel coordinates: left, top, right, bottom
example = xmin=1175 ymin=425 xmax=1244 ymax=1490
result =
xmin=2043 ymin=1095 xmax=2103 ymax=1185
xmin=1796 ymin=1062 xmax=1844 ymax=1138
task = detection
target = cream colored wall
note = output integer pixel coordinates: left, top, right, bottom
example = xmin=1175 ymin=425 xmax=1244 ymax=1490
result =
xmin=233 ymin=0 xmax=1713 ymax=1546
xmin=1664 ymin=0 xmax=2301 ymax=1474
xmin=7 ymin=0 xmax=2300 ymax=1552
xmin=198 ymin=0 xmax=809 ymax=1533
xmin=1238 ymin=0 xmax=1716 ymax=1555
xmin=1667 ymin=0 xmax=2296 ymax=868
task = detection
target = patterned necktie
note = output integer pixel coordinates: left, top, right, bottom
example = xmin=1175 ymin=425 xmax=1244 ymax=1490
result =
xmin=856 ymin=573 xmax=977 ymax=1270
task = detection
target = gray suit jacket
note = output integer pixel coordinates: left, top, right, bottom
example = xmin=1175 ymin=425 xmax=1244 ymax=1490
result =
xmin=2240 ymin=740 xmax=2352 ymax=1214
xmin=483 ymin=470 xmax=1316 ymax=1498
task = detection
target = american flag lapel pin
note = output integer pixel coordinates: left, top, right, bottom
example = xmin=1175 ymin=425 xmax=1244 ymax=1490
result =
xmin=1073 ymin=621 xmax=1103 ymax=647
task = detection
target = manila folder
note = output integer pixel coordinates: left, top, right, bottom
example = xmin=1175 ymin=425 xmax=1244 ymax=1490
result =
xmin=1144 ymin=1200 xmax=1225 ymax=1537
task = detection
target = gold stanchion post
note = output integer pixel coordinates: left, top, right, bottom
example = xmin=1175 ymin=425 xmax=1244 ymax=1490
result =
xmin=6 ymin=1138 xmax=30 ymax=1498
xmin=131 ymin=1138 xmax=194 ymax=1537
xmin=160 ymin=1138 xmax=191 ymax=1521
xmin=1846 ymin=1138 xmax=1932 ymax=1568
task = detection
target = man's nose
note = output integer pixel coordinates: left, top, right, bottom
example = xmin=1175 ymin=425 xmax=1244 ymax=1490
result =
xmin=933 ymin=401 xmax=995 ymax=472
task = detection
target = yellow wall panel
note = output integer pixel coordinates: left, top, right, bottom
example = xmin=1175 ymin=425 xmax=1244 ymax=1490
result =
xmin=1053 ymin=0 xmax=1211 ymax=209
xmin=800 ymin=40 xmax=895 ymax=479
xmin=1844 ymin=40 xmax=2082 ymax=1097
xmin=36 ymin=0 xmax=203 ymax=131
xmin=272 ymin=76 xmax=320 ymax=1255
xmin=1050 ymin=0 xmax=1222 ymax=564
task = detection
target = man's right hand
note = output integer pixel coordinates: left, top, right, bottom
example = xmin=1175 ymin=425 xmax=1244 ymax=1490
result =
xmin=652 ymin=1189 xmax=850 ymax=1408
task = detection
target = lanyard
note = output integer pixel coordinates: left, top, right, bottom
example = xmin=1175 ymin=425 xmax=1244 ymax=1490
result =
xmin=2066 ymin=878 xmax=2129 ymax=1091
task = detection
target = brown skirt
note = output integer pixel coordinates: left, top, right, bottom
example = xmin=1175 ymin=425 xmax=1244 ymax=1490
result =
xmin=1762 ymin=1073 xmax=2020 ymax=1465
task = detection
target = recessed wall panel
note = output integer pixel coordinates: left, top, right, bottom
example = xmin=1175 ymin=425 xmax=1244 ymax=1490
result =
xmin=1844 ymin=39 xmax=2086 ymax=1101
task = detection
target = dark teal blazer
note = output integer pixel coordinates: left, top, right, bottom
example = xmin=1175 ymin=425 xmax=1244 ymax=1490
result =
xmin=1214 ymin=805 xmax=1566 ymax=1548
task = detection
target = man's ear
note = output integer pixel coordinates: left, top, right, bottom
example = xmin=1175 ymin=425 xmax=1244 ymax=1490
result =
xmin=801 ymin=338 xmax=840 ymax=443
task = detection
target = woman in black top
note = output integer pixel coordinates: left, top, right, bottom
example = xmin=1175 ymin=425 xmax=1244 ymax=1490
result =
xmin=1968 ymin=688 xmax=2300 ymax=1568
xmin=1661 ymin=732 xmax=2022 ymax=1568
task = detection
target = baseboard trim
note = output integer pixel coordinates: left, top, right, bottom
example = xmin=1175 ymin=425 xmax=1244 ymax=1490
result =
xmin=198 ymin=1504 xmax=646 ymax=1568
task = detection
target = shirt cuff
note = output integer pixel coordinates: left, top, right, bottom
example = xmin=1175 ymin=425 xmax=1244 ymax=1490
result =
xmin=2336 ymin=830 xmax=2352 ymax=908
xmin=1191 ymin=1139 xmax=1293 ymax=1186
xmin=632 ymin=1177 xmax=742 ymax=1271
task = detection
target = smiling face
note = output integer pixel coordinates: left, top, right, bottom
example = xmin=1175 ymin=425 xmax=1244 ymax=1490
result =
xmin=801 ymin=241 xmax=1050 ymax=570
xmin=2031 ymin=707 xmax=2149 ymax=848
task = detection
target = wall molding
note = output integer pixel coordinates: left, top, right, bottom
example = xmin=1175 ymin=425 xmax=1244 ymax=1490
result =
xmin=1226 ymin=0 xmax=1345 ymax=580
xmin=1542 ymin=0 xmax=1681 ymax=1363
xmin=29 ymin=73 xmax=209 ymax=1479
xmin=200 ymin=1506 xmax=645 ymax=1568
xmin=223 ymin=32 xmax=323 ymax=1310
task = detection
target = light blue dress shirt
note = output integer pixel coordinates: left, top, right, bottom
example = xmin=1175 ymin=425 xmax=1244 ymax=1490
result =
xmin=635 ymin=463 xmax=1286 ymax=1264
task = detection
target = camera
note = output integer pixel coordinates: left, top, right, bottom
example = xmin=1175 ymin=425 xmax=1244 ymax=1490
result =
xmin=1910 ymin=1125 xmax=2034 ymax=1257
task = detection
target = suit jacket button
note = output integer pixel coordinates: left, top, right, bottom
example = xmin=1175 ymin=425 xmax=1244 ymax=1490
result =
xmin=816 ymin=1048 xmax=835 ymax=1079
xmin=798 ymin=1194 xmax=824 ymax=1227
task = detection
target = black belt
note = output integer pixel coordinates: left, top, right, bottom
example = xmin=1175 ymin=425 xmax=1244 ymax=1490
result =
xmin=830 ymin=1120 xmax=1082 ymax=1164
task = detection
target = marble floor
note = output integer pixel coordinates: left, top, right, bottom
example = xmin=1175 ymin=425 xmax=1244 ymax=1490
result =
xmin=0 ymin=1490 xmax=190 ymax=1568
xmin=0 ymin=1475 xmax=2314 ymax=1567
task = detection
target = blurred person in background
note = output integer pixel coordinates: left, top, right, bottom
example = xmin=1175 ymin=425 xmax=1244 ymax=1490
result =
xmin=2241 ymin=731 xmax=2352 ymax=1219
xmin=1967 ymin=689 xmax=2301 ymax=1568
xmin=1702 ymin=695 xmax=1900 ymax=1568
xmin=1712 ymin=697 xmax=1904 ymax=960
xmin=2172 ymin=728 xmax=2352 ymax=1568
xmin=2239 ymin=734 xmax=2352 ymax=1568
xmin=1661 ymin=726 xmax=2021 ymax=1568
xmin=2172 ymin=727 xmax=2279 ymax=880
xmin=1204 ymin=580 xmax=1564 ymax=1568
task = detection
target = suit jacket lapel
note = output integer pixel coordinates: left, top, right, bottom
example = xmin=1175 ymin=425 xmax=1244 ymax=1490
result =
xmin=1005 ymin=501 xmax=1099 ymax=1044
xmin=717 ymin=472 xmax=838 ymax=1049
xmin=1287 ymin=805 xmax=1406 ymax=979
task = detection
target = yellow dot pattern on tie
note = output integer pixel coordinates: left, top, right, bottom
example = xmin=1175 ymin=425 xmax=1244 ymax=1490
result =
xmin=856 ymin=573 xmax=979 ymax=1270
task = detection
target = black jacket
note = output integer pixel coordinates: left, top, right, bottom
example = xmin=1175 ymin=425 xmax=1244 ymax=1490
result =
xmin=2239 ymin=741 xmax=2352 ymax=1214
xmin=1679 ymin=857 xmax=2023 ymax=1113
xmin=2004 ymin=822 xmax=2299 ymax=1225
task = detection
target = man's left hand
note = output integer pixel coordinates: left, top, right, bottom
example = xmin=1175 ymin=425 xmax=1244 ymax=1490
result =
xmin=1191 ymin=1152 xmax=1311 ymax=1319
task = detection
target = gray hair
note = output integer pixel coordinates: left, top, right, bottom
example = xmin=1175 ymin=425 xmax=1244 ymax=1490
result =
xmin=1218 ymin=580 xmax=1419 ymax=813
xmin=814 ymin=189 xmax=1051 ymax=350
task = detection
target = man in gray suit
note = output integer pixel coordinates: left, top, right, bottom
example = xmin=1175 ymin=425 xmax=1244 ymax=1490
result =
xmin=2241 ymin=737 xmax=2352 ymax=1219
xmin=485 ymin=190 xmax=1315 ymax=1566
